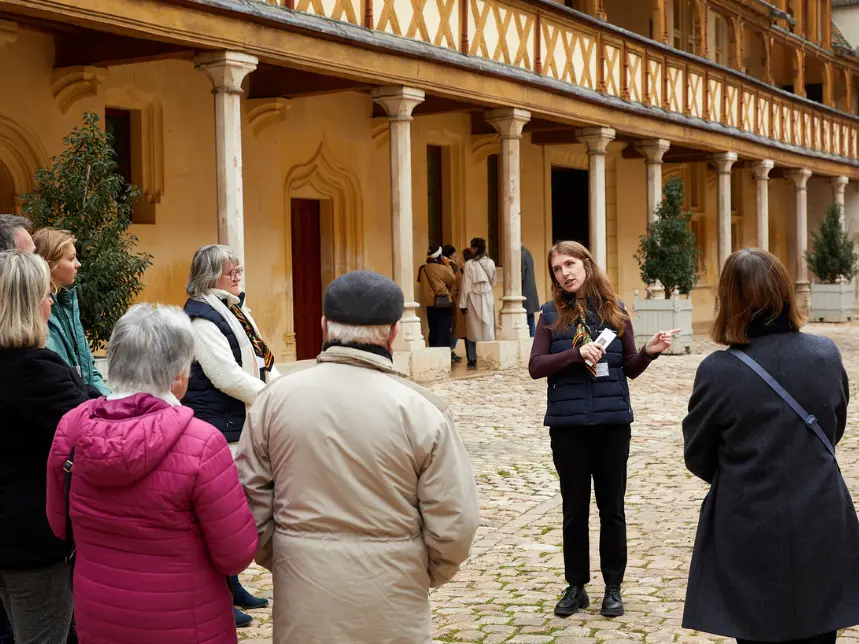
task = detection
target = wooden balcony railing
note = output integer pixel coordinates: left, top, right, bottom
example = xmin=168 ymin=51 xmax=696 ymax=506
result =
xmin=258 ymin=0 xmax=859 ymax=161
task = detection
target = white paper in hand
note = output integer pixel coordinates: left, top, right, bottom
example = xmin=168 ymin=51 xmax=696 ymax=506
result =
xmin=585 ymin=328 xmax=618 ymax=367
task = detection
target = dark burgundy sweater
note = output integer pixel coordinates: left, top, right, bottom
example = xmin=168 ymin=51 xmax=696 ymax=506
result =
xmin=528 ymin=314 xmax=657 ymax=380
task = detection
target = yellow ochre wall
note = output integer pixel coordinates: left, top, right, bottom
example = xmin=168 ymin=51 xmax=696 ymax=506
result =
xmin=0 ymin=27 xmax=818 ymax=361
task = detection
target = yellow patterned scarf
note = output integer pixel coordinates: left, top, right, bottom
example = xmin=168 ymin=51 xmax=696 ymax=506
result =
xmin=228 ymin=303 xmax=275 ymax=372
xmin=572 ymin=303 xmax=597 ymax=378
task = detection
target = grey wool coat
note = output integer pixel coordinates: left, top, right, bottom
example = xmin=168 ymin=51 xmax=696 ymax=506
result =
xmin=520 ymin=245 xmax=540 ymax=315
xmin=682 ymin=324 xmax=859 ymax=641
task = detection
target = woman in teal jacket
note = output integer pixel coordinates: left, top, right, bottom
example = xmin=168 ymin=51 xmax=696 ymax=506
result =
xmin=34 ymin=228 xmax=110 ymax=396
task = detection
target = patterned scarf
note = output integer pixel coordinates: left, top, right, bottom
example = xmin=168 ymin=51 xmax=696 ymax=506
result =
xmin=228 ymin=303 xmax=275 ymax=372
xmin=571 ymin=302 xmax=597 ymax=378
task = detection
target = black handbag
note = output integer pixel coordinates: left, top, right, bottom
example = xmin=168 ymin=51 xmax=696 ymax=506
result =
xmin=63 ymin=448 xmax=76 ymax=589
xmin=433 ymin=294 xmax=453 ymax=308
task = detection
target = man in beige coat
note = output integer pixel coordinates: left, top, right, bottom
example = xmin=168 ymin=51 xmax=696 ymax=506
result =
xmin=236 ymin=270 xmax=480 ymax=644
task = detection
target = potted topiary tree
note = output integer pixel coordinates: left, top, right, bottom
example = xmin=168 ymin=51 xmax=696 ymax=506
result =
xmin=807 ymin=203 xmax=858 ymax=322
xmin=632 ymin=176 xmax=699 ymax=354
xmin=20 ymin=112 xmax=153 ymax=376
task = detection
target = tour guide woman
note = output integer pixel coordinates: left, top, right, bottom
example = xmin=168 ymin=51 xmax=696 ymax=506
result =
xmin=529 ymin=241 xmax=677 ymax=618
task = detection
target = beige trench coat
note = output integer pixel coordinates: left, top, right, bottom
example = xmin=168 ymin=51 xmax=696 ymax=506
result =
xmin=235 ymin=346 xmax=480 ymax=644
xmin=459 ymin=256 xmax=497 ymax=342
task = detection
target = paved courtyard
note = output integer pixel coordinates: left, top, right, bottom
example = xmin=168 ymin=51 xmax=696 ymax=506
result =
xmin=237 ymin=323 xmax=859 ymax=643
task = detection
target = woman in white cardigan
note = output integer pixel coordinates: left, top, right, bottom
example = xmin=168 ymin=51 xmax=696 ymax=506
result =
xmin=182 ymin=244 xmax=279 ymax=628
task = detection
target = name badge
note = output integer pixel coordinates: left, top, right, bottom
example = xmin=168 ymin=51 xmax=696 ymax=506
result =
xmin=256 ymin=355 xmax=267 ymax=370
xmin=595 ymin=362 xmax=609 ymax=378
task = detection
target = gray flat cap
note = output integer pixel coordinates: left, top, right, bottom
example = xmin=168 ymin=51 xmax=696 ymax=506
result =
xmin=324 ymin=270 xmax=404 ymax=326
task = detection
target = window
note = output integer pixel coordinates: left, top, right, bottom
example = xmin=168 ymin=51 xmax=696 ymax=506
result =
xmin=712 ymin=12 xmax=730 ymax=66
xmin=106 ymin=108 xmax=133 ymax=187
xmin=673 ymin=0 xmax=699 ymax=55
xmin=427 ymin=146 xmax=443 ymax=250
xmin=487 ymin=154 xmax=502 ymax=266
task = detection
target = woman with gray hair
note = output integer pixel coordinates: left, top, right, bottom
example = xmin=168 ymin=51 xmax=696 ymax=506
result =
xmin=0 ymin=250 xmax=91 ymax=644
xmin=181 ymin=244 xmax=277 ymax=624
xmin=46 ymin=304 xmax=258 ymax=644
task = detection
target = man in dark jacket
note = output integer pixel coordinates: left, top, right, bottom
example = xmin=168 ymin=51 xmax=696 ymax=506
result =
xmin=521 ymin=245 xmax=540 ymax=337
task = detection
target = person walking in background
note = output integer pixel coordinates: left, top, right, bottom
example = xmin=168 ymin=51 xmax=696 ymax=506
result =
xmin=0 ymin=214 xmax=35 ymax=254
xmin=236 ymin=270 xmax=480 ymax=644
xmin=521 ymin=244 xmax=540 ymax=337
xmin=0 ymin=251 xmax=91 ymax=644
xmin=442 ymin=245 xmax=463 ymax=363
xmin=33 ymin=228 xmax=110 ymax=396
xmin=529 ymin=241 xmax=676 ymax=619
xmin=181 ymin=244 xmax=276 ymax=627
xmin=459 ymin=238 xmax=496 ymax=369
xmin=46 ymin=304 xmax=258 ymax=644
xmin=418 ymin=245 xmax=456 ymax=351
xmin=682 ymin=249 xmax=859 ymax=644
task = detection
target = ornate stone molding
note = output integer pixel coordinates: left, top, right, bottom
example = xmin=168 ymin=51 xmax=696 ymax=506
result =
xmin=104 ymin=85 xmax=165 ymax=206
xmin=52 ymin=66 xmax=107 ymax=115
xmin=0 ymin=115 xmax=49 ymax=194
xmin=247 ymin=98 xmax=291 ymax=138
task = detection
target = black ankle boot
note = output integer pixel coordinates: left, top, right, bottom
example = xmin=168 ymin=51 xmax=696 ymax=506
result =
xmin=600 ymin=585 xmax=624 ymax=617
xmin=554 ymin=585 xmax=589 ymax=617
xmin=232 ymin=574 xmax=269 ymax=610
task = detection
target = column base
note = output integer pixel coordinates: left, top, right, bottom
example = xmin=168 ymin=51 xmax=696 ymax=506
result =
xmin=393 ymin=306 xmax=425 ymax=352
xmin=393 ymin=347 xmax=451 ymax=382
xmin=498 ymin=306 xmax=530 ymax=341
xmin=795 ymin=280 xmax=811 ymax=318
xmin=475 ymin=340 xmax=529 ymax=370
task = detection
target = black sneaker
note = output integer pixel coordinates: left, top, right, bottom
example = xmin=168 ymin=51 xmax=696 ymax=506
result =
xmin=451 ymin=353 xmax=463 ymax=363
xmin=600 ymin=585 xmax=624 ymax=617
xmin=554 ymin=585 xmax=589 ymax=617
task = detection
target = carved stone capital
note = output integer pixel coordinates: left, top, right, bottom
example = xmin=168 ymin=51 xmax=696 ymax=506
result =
xmin=485 ymin=108 xmax=531 ymax=139
xmin=709 ymin=151 xmax=738 ymax=175
xmin=371 ymin=86 xmax=425 ymax=121
xmin=194 ymin=51 xmax=258 ymax=94
xmin=751 ymin=159 xmax=775 ymax=181
xmin=785 ymin=168 xmax=812 ymax=190
xmin=832 ymin=175 xmax=849 ymax=196
xmin=576 ymin=127 xmax=616 ymax=155
xmin=636 ymin=139 xmax=671 ymax=164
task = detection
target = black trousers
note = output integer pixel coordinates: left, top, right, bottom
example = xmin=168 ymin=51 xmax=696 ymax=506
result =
xmin=738 ymin=634 xmax=836 ymax=644
xmin=550 ymin=424 xmax=631 ymax=587
xmin=426 ymin=306 xmax=453 ymax=348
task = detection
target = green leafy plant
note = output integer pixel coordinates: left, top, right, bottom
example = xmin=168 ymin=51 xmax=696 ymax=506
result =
xmin=805 ymin=203 xmax=858 ymax=284
xmin=20 ymin=112 xmax=153 ymax=351
xmin=635 ymin=176 xmax=699 ymax=299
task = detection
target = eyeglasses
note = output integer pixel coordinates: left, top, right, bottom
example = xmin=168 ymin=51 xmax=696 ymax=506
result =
xmin=223 ymin=267 xmax=243 ymax=281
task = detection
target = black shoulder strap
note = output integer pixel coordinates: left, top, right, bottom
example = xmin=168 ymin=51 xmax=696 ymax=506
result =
xmin=726 ymin=348 xmax=837 ymax=461
xmin=64 ymin=448 xmax=75 ymax=560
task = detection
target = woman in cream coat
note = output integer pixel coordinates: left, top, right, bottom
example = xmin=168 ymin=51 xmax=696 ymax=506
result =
xmin=182 ymin=244 xmax=279 ymax=627
xmin=458 ymin=237 xmax=497 ymax=368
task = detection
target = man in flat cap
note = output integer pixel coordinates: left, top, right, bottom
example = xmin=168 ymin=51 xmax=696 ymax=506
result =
xmin=236 ymin=270 xmax=480 ymax=644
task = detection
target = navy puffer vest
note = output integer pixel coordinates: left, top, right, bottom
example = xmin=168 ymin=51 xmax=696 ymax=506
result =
xmin=541 ymin=301 xmax=634 ymax=428
xmin=182 ymin=298 xmax=248 ymax=442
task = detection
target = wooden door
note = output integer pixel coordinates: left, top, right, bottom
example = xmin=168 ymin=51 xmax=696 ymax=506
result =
xmin=291 ymin=199 xmax=323 ymax=360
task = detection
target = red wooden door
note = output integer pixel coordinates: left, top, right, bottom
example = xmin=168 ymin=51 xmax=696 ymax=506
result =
xmin=291 ymin=199 xmax=323 ymax=360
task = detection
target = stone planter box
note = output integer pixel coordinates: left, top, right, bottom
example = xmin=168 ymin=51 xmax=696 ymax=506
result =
xmin=94 ymin=357 xmax=109 ymax=383
xmin=632 ymin=290 xmax=693 ymax=355
xmin=810 ymin=281 xmax=854 ymax=323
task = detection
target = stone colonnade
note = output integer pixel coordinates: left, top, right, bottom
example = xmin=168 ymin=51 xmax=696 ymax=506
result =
xmin=195 ymin=49 xmax=851 ymax=374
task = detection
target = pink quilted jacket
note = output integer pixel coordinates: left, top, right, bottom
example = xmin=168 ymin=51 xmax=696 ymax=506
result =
xmin=46 ymin=394 xmax=258 ymax=644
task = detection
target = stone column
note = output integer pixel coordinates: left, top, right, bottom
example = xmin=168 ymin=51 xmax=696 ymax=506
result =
xmin=833 ymin=176 xmax=849 ymax=227
xmin=786 ymin=169 xmax=813 ymax=315
xmin=195 ymin=51 xmax=258 ymax=269
xmin=636 ymin=139 xmax=671 ymax=227
xmin=577 ymin=127 xmax=616 ymax=269
xmin=371 ymin=86 xmax=426 ymax=352
xmin=752 ymin=160 xmax=774 ymax=252
xmin=711 ymin=152 xmax=738 ymax=274
xmin=486 ymin=108 xmax=531 ymax=342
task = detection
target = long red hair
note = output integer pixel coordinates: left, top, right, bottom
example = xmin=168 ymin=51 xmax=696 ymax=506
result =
xmin=547 ymin=241 xmax=627 ymax=336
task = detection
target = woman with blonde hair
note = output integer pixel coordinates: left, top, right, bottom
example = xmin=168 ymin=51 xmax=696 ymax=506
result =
xmin=683 ymin=249 xmax=859 ymax=644
xmin=33 ymin=228 xmax=109 ymax=396
xmin=529 ymin=241 xmax=676 ymax=619
xmin=0 ymin=251 xmax=90 ymax=643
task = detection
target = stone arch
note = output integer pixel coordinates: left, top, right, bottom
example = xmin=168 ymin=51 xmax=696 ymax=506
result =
xmin=283 ymin=138 xmax=363 ymax=353
xmin=0 ymin=115 xmax=48 ymax=201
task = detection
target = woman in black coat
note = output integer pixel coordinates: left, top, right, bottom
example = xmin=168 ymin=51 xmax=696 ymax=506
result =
xmin=0 ymin=251 xmax=91 ymax=644
xmin=683 ymin=248 xmax=859 ymax=644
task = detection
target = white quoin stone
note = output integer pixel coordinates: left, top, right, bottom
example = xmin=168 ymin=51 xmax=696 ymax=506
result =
xmin=636 ymin=139 xmax=671 ymax=227
xmin=371 ymin=86 xmax=426 ymax=353
xmin=486 ymin=107 xmax=531 ymax=342
xmin=577 ymin=127 xmax=616 ymax=269
xmin=710 ymin=152 xmax=737 ymax=274
xmin=751 ymin=160 xmax=774 ymax=252
xmin=195 ymin=51 xmax=258 ymax=275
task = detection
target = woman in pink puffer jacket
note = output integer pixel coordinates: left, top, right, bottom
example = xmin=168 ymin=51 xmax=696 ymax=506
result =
xmin=46 ymin=304 xmax=259 ymax=644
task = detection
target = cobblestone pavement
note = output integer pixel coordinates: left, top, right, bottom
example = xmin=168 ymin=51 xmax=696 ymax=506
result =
xmin=238 ymin=323 xmax=859 ymax=643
